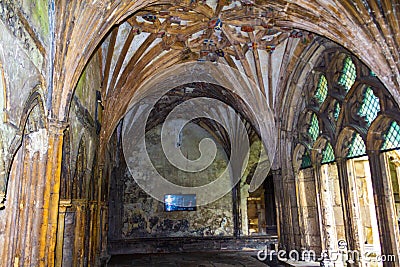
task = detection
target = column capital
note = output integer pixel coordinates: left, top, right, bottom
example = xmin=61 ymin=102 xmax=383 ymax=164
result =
xmin=59 ymin=199 xmax=72 ymax=207
xmin=48 ymin=119 xmax=69 ymax=134
xmin=271 ymin=168 xmax=282 ymax=176
xmin=59 ymin=199 xmax=72 ymax=213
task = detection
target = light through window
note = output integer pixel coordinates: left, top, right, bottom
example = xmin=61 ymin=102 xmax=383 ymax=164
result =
xmin=308 ymin=114 xmax=320 ymax=143
xmin=382 ymin=121 xmax=400 ymax=151
xmin=338 ymin=56 xmax=356 ymax=92
xmin=358 ymin=87 xmax=380 ymax=125
xmin=315 ymin=75 xmax=328 ymax=104
xmin=347 ymin=132 xmax=366 ymax=158
xmin=322 ymin=142 xmax=335 ymax=164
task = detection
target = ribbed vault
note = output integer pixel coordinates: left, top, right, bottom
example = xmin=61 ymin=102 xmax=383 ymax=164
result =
xmin=53 ymin=0 xmax=400 ymax=127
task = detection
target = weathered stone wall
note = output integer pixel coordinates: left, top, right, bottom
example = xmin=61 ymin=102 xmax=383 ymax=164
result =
xmin=0 ymin=1 xmax=47 ymax=72
xmin=0 ymin=2 xmax=50 ymax=265
xmin=110 ymin=121 xmax=235 ymax=239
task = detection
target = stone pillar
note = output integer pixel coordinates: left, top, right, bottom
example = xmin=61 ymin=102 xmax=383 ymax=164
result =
xmin=296 ymin=167 xmax=321 ymax=253
xmin=283 ymin=173 xmax=301 ymax=251
xmin=72 ymin=200 xmax=87 ymax=267
xmin=367 ymin=150 xmax=400 ymax=267
xmin=272 ymin=169 xmax=285 ymax=245
xmin=96 ymin=164 xmax=106 ymax=265
xmin=55 ymin=200 xmax=71 ymax=267
xmin=87 ymin=201 xmax=96 ymax=265
xmin=38 ymin=121 xmax=67 ymax=267
xmin=336 ymin=158 xmax=362 ymax=266
xmin=232 ymin=183 xmax=241 ymax=237
xmin=315 ymin=164 xmax=339 ymax=258
xmin=100 ymin=202 xmax=109 ymax=260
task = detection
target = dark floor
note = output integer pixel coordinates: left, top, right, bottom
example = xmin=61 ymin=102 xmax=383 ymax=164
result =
xmin=107 ymin=252 xmax=277 ymax=267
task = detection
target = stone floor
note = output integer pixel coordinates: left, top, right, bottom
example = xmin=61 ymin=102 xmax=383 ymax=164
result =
xmin=107 ymin=252 xmax=273 ymax=267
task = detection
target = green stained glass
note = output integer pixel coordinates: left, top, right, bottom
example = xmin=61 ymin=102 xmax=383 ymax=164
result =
xmin=322 ymin=142 xmax=335 ymax=164
xmin=370 ymin=70 xmax=377 ymax=77
xmin=333 ymin=102 xmax=341 ymax=121
xmin=308 ymin=114 xmax=320 ymax=142
xmin=301 ymin=151 xmax=312 ymax=169
xmin=315 ymin=75 xmax=328 ymax=104
xmin=347 ymin=133 xmax=366 ymax=158
xmin=358 ymin=87 xmax=380 ymax=125
xmin=382 ymin=121 xmax=400 ymax=151
xmin=338 ymin=56 xmax=356 ymax=92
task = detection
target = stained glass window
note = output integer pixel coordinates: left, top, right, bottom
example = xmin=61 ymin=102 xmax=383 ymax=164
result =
xmin=322 ymin=142 xmax=335 ymax=164
xmin=338 ymin=56 xmax=356 ymax=92
xmin=382 ymin=121 xmax=400 ymax=151
xmin=347 ymin=132 xmax=366 ymax=158
xmin=301 ymin=150 xmax=312 ymax=169
xmin=315 ymin=75 xmax=328 ymax=104
xmin=358 ymin=87 xmax=380 ymax=126
xmin=333 ymin=102 xmax=341 ymax=121
xmin=308 ymin=114 xmax=320 ymax=143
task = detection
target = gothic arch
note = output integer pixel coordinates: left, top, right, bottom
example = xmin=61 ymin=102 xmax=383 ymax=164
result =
xmin=1 ymin=86 xmax=46 ymax=206
xmin=367 ymin=114 xmax=400 ymax=152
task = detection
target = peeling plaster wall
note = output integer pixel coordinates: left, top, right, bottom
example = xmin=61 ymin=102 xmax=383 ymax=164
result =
xmin=0 ymin=19 xmax=43 ymax=127
xmin=20 ymin=0 xmax=49 ymax=44
xmin=0 ymin=1 xmax=47 ymax=72
xmin=110 ymin=121 xmax=235 ymax=239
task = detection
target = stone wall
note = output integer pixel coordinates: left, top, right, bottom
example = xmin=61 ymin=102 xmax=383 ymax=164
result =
xmin=109 ymin=121 xmax=235 ymax=239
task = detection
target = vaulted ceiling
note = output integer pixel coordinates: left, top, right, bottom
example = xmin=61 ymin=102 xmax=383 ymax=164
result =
xmin=53 ymin=0 xmax=400 ymax=149
xmin=94 ymin=0 xmax=313 ymax=141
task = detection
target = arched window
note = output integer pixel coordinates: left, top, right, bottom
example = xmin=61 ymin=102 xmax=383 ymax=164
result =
xmin=358 ymin=87 xmax=380 ymax=125
xmin=347 ymin=132 xmax=366 ymax=158
xmin=338 ymin=56 xmax=356 ymax=92
xmin=315 ymin=75 xmax=328 ymax=104
xmin=322 ymin=142 xmax=335 ymax=164
xmin=308 ymin=113 xmax=319 ymax=142
xmin=382 ymin=121 xmax=400 ymax=151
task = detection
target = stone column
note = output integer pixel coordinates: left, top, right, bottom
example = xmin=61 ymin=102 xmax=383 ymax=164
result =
xmin=336 ymin=158 xmax=362 ymax=267
xmin=272 ymin=169 xmax=284 ymax=246
xmin=38 ymin=120 xmax=68 ymax=267
xmin=296 ymin=167 xmax=321 ymax=254
xmin=232 ymin=183 xmax=241 ymax=237
xmin=72 ymin=200 xmax=87 ymax=267
xmin=55 ymin=200 xmax=71 ymax=267
xmin=315 ymin=164 xmax=338 ymax=258
xmin=367 ymin=150 xmax=400 ymax=267
xmin=284 ymin=173 xmax=301 ymax=251
xmin=96 ymin=164 xmax=106 ymax=265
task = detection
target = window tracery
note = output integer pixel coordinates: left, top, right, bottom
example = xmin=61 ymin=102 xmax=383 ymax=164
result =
xmin=297 ymin=52 xmax=390 ymax=168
